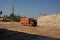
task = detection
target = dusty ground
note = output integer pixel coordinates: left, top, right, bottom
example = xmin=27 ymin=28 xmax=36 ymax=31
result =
xmin=0 ymin=29 xmax=59 ymax=40
xmin=0 ymin=22 xmax=60 ymax=39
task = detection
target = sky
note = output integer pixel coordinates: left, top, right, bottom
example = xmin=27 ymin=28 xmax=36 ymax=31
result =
xmin=0 ymin=0 xmax=60 ymax=18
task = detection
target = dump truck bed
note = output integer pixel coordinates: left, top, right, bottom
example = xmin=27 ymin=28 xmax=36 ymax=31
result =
xmin=20 ymin=18 xmax=29 ymax=24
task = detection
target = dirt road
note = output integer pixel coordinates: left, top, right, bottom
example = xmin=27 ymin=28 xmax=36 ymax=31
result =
xmin=0 ymin=22 xmax=60 ymax=39
xmin=0 ymin=29 xmax=59 ymax=40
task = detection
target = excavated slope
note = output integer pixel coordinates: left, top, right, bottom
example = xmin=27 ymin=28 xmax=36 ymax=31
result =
xmin=37 ymin=13 xmax=60 ymax=26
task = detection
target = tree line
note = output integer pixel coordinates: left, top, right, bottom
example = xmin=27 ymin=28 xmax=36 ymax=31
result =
xmin=0 ymin=11 xmax=26 ymax=22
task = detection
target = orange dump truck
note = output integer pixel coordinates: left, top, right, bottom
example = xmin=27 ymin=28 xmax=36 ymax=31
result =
xmin=20 ymin=18 xmax=37 ymax=26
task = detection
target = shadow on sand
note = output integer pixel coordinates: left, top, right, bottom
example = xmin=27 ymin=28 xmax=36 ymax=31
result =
xmin=0 ymin=28 xmax=60 ymax=40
